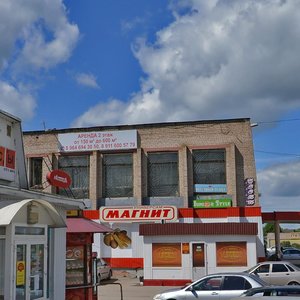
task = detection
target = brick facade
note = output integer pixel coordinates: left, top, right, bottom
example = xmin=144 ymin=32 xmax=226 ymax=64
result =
xmin=23 ymin=118 xmax=258 ymax=210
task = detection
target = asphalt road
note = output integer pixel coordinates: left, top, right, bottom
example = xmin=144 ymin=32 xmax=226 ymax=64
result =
xmin=97 ymin=275 xmax=174 ymax=300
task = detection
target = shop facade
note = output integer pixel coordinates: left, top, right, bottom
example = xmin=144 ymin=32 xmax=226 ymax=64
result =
xmin=0 ymin=110 xmax=91 ymax=299
xmin=22 ymin=118 xmax=264 ymax=284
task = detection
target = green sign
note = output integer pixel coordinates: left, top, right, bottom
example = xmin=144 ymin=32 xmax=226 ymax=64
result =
xmin=193 ymin=198 xmax=232 ymax=208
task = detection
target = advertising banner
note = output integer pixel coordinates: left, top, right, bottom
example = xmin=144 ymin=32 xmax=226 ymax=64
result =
xmin=216 ymin=242 xmax=247 ymax=266
xmin=194 ymin=184 xmax=227 ymax=193
xmin=152 ymin=243 xmax=181 ymax=267
xmin=58 ymin=129 xmax=137 ymax=152
xmin=0 ymin=146 xmax=16 ymax=181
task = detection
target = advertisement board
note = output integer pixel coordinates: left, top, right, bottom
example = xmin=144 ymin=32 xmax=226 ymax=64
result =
xmin=216 ymin=242 xmax=247 ymax=266
xmin=58 ymin=129 xmax=137 ymax=152
xmin=152 ymin=243 xmax=181 ymax=267
xmin=99 ymin=206 xmax=178 ymax=223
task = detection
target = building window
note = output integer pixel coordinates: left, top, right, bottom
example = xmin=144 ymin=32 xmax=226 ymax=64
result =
xmin=193 ymin=149 xmax=226 ymax=186
xmin=103 ymin=153 xmax=133 ymax=198
xmin=29 ymin=157 xmax=43 ymax=188
xmin=148 ymin=152 xmax=179 ymax=197
xmin=58 ymin=155 xmax=89 ymax=198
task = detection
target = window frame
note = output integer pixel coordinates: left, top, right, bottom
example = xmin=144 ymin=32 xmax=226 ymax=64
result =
xmin=58 ymin=155 xmax=90 ymax=199
xmin=147 ymin=151 xmax=179 ymax=197
xmin=102 ymin=153 xmax=133 ymax=198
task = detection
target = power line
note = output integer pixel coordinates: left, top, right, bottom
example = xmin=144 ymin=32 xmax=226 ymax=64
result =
xmin=255 ymin=150 xmax=300 ymax=157
xmin=256 ymin=118 xmax=300 ymax=124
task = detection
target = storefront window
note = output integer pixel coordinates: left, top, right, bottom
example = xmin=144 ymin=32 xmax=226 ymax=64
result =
xmin=103 ymin=153 xmax=133 ymax=198
xmin=58 ymin=155 xmax=90 ymax=198
xmin=216 ymin=242 xmax=247 ymax=266
xmin=29 ymin=158 xmax=43 ymax=189
xmin=0 ymin=239 xmax=5 ymax=299
xmin=193 ymin=149 xmax=226 ymax=186
xmin=152 ymin=243 xmax=181 ymax=267
xmin=148 ymin=152 xmax=178 ymax=197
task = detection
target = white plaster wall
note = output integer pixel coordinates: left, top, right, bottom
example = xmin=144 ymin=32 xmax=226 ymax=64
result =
xmin=144 ymin=235 xmax=257 ymax=280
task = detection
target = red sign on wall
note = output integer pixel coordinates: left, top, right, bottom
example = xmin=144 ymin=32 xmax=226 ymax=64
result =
xmin=46 ymin=169 xmax=72 ymax=189
xmin=0 ymin=146 xmax=16 ymax=181
xmin=0 ymin=146 xmax=4 ymax=166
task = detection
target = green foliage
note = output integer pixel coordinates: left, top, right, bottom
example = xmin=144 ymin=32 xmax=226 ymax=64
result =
xmin=263 ymin=223 xmax=283 ymax=237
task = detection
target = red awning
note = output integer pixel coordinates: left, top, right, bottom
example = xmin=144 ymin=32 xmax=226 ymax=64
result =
xmin=66 ymin=217 xmax=113 ymax=233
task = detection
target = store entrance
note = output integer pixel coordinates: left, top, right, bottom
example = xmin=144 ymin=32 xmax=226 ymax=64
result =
xmin=14 ymin=227 xmax=47 ymax=300
xmin=192 ymin=243 xmax=207 ymax=281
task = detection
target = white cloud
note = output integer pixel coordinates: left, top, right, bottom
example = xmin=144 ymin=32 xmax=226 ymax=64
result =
xmin=73 ymin=0 xmax=300 ymax=127
xmin=0 ymin=0 xmax=79 ymax=120
xmin=258 ymin=160 xmax=300 ymax=211
xmin=0 ymin=81 xmax=36 ymax=121
xmin=75 ymin=73 xmax=100 ymax=89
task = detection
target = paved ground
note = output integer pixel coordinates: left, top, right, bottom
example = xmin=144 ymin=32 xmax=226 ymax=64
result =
xmin=97 ymin=272 xmax=174 ymax=300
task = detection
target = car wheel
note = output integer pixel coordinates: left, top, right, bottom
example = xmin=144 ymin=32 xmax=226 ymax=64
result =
xmin=288 ymin=281 xmax=300 ymax=285
xmin=108 ymin=270 xmax=112 ymax=280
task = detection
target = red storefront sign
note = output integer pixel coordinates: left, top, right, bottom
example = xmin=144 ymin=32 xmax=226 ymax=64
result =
xmin=99 ymin=206 xmax=178 ymax=223
xmin=46 ymin=169 xmax=71 ymax=189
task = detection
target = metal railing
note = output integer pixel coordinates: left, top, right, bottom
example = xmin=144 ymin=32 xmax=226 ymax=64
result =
xmin=66 ymin=282 xmax=124 ymax=300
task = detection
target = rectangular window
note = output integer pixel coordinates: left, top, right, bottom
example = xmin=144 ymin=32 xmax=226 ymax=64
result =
xmin=152 ymin=243 xmax=181 ymax=267
xmin=148 ymin=152 xmax=178 ymax=197
xmin=58 ymin=155 xmax=90 ymax=198
xmin=103 ymin=153 xmax=133 ymax=198
xmin=193 ymin=149 xmax=226 ymax=185
xmin=29 ymin=157 xmax=43 ymax=188
xmin=216 ymin=242 xmax=247 ymax=266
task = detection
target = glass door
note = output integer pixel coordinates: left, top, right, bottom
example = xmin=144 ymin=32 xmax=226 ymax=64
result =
xmin=15 ymin=243 xmax=46 ymax=300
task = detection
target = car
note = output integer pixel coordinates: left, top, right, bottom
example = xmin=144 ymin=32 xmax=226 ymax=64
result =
xmin=237 ymin=285 xmax=300 ymax=297
xmin=281 ymin=248 xmax=300 ymax=266
xmin=153 ymin=272 xmax=267 ymax=300
xmin=246 ymin=261 xmax=300 ymax=285
xmin=96 ymin=258 xmax=112 ymax=281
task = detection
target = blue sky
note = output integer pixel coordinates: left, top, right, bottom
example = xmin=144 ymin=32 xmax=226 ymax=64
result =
xmin=1 ymin=0 xmax=300 ymax=214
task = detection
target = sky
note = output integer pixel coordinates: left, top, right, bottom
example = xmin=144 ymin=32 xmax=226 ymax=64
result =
xmin=1 ymin=0 xmax=300 ymax=215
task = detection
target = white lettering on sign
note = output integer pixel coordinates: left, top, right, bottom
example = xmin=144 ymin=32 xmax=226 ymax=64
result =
xmin=99 ymin=206 xmax=178 ymax=223
xmin=58 ymin=130 xmax=137 ymax=152
xmin=53 ymin=175 xmax=67 ymax=183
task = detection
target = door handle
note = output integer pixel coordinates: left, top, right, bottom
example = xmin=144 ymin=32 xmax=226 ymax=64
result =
xmin=211 ymin=292 xmax=219 ymax=295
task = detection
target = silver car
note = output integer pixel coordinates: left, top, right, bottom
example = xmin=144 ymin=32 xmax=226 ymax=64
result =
xmin=281 ymin=248 xmax=300 ymax=266
xmin=153 ymin=272 xmax=267 ymax=300
xmin=246 ymin=261 xmax=300 ymax=285
xmin=238 ymin=285 xmax=300 ymax=297
xmin=96 ymin=258 xmax=112 ymax=281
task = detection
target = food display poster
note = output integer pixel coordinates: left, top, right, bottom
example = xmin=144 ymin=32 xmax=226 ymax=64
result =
xmin=16 ymin=261 xmax=25 ymax=286
xmin=216 ymin=242 xmax=247 ymax=266
xmin=152 ymin=243 xmax=181 ymax=267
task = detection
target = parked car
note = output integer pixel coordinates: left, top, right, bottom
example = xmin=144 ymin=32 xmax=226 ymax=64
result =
xmin=237 ymin=285 xmax=300 ymax=297
xmin=246 ymin=261 xmax=300 ymax=285
xmin=153 ymin=272 xmax=267 ymax=300
xmin=96 ymin=258 xmax=112 ymax=281
xmin=281 ymin=248 xmax=300 ymax=266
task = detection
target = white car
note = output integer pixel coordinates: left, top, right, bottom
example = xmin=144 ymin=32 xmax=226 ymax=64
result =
xmin=246 ymin=261 xmax=300 ymax=285
xmin=96 ymin=258 xmax=112 ymax=281
xmin=153 ymin=272 xmax=267 ymax=300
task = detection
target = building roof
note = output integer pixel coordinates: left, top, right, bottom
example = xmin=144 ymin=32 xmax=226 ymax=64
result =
xmin=139 ymin=222 xmax=258 ymax=236
xmin=23 ymin=117 xmax=251 ymax=135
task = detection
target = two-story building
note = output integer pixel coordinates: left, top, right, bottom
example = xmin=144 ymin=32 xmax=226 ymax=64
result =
xmin=23 ymin=118 xmax=264 ymax=285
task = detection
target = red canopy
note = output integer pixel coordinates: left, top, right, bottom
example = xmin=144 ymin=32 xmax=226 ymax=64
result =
xmin=66 ymin=217 xmax=112 ymax=233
